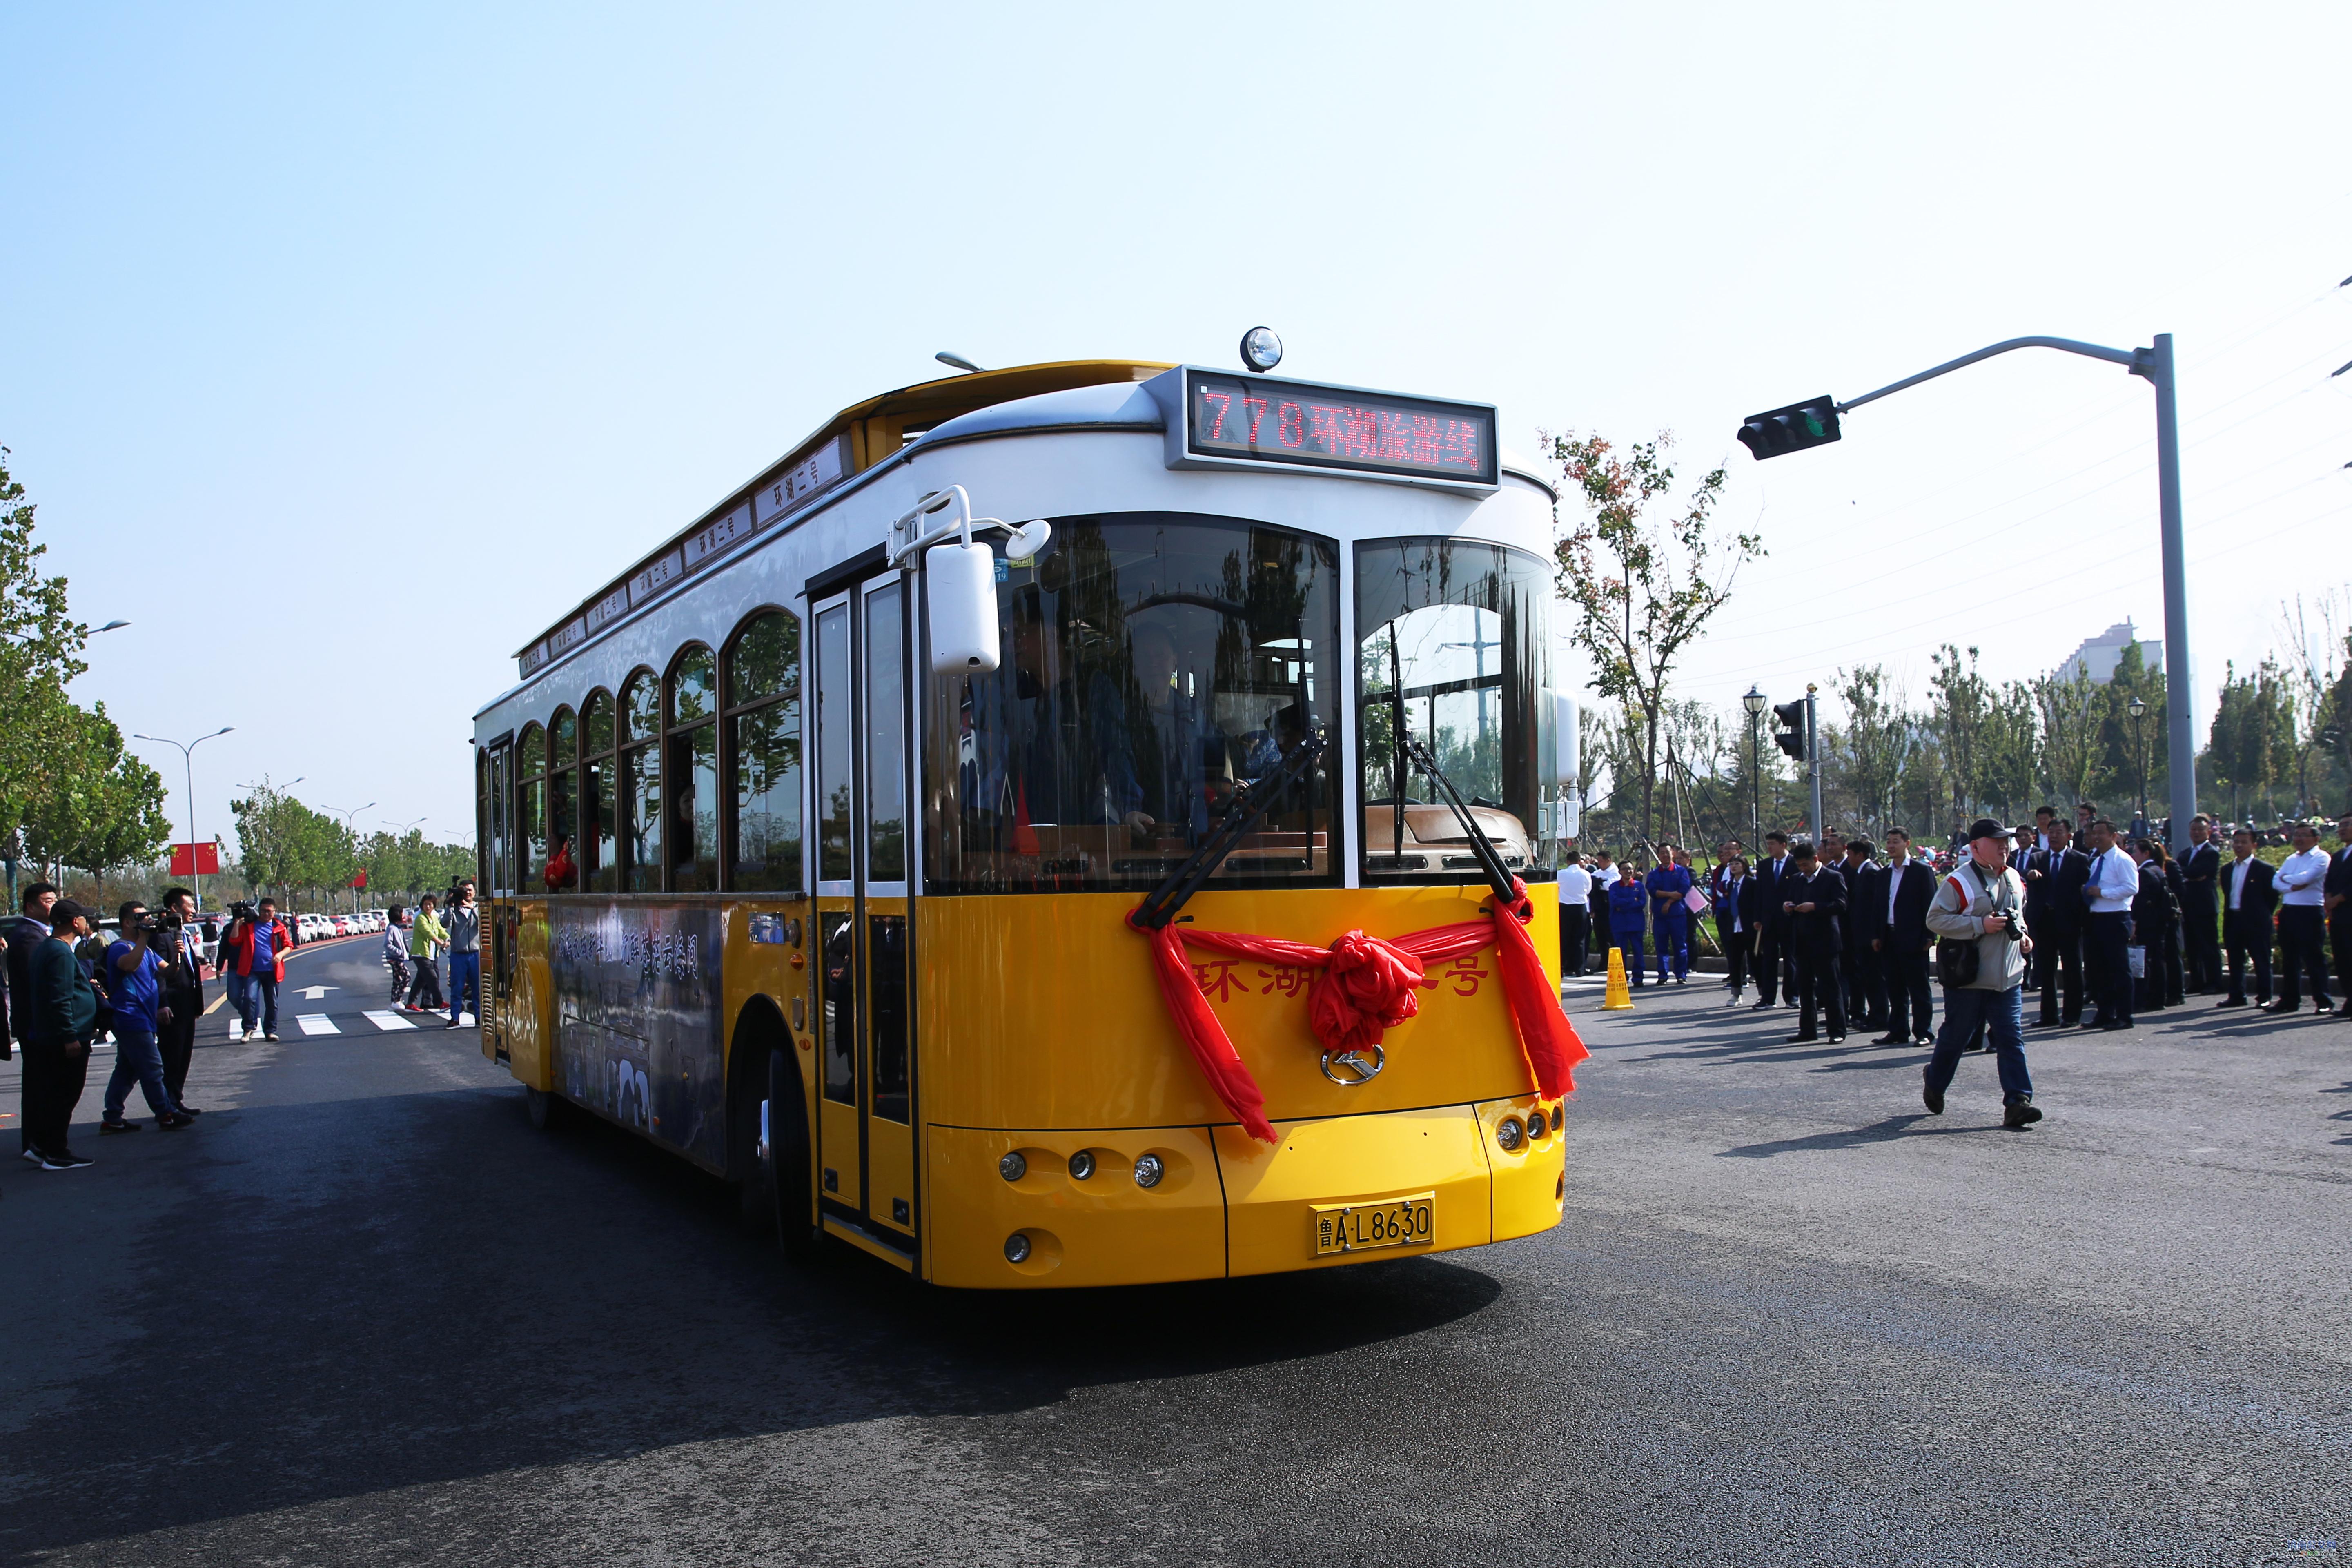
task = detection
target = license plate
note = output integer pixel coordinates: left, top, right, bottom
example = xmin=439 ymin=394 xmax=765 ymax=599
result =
xmin=1310 ymin=1193 xmax=1435 ymax=1256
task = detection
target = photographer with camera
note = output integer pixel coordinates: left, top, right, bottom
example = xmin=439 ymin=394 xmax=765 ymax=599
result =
xmin=1923 ymin=817 xmax=2040 ymax=1128
xmin=443 ymin=880 xmax=481 ymax=1029
xmin=218 ymin=896 xmax=291 ymax=1042
xmin=99 ymin=901 xmax=196 ymax=1133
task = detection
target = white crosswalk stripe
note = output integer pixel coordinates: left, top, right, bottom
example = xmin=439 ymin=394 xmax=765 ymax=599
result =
xmin=363 ymin=1009 xmax=417 ymax=1031
xmin=296 ymin=1013 xmax=340 ymax=1036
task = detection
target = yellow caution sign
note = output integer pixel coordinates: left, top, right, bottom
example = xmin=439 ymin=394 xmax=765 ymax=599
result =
xmin=1601 ymin=945 xmax=1634 ymax=1010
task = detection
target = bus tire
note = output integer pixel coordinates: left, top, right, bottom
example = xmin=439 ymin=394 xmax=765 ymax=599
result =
xmin=524 ymin=1085 xmax=564 ymax=1130
xmin=766 ymin=1047 xmax=820 ymax=1265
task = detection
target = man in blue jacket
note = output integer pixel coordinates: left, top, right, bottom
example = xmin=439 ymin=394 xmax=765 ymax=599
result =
xmin=1606 ymin=857 xmax=1650 ymax=987
xmin=1645 ymin=844 xmax=1694 ymax=987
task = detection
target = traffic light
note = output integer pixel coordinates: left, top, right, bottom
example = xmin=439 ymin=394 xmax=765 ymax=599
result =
xmin=1737 ymin=396 xmax=1842 ymax=461
xmin=1772 ymin=699 xmax=1808 ymax=762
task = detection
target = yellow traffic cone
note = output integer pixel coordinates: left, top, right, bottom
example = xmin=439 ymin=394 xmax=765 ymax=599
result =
xmin=1601 ymin=945 xmax=1634 ymax=1010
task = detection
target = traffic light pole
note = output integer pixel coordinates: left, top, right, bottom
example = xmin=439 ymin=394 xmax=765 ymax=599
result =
xmin=1805 ymin=686 xmax=1823 ymax=842
xmin=1831 ymin=334 xmax=2194 ymax=851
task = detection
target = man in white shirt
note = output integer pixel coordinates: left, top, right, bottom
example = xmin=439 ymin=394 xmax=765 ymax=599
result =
xmin=2079 ymin=818 xmax=2142 ymax=1031
xmin=2267 ymin=821 xmax=2335 ymax=1015
xmin=1558 ymin=855 xmax=1593 ymax=978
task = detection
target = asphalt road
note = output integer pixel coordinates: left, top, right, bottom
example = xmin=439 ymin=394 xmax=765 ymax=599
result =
xmin=2 ymin=951 xmax=2348 ymax=1566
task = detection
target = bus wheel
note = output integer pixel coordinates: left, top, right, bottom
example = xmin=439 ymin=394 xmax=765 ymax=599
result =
xmin=766 ymin=1048 xmax=820 ymax=1265
xmin=524 ymin=1085 xmax=564 ymax=1130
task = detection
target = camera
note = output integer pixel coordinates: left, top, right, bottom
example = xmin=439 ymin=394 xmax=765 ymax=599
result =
xmin=228 ymin=899 xmax=258 ymax=921
xmin=1996 ymin=910 xmax=2022 ymax=939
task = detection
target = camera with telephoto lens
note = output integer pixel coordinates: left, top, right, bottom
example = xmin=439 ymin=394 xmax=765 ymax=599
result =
xmin=228 ymin=899 xmax=258 ymax=922
xmin=1995 ymin=910 xmax=2022 ymax=940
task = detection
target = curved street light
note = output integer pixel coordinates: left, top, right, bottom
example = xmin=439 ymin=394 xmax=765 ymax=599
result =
xmin=132 ymin=726 xmax=234 ymax=906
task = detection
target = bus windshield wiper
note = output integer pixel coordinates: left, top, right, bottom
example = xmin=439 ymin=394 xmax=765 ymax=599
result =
xmin=1129 ymin=732 xmax=1329 ymax=931
xmin=1402 ymin=736 xmax=1518 ymax=907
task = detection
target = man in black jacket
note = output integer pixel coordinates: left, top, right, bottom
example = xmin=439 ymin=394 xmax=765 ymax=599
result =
xmin=1839 ymin=838 xmax=1886 ymax=1029
xmin=157 ymin=886 xmax=207 ymax=1110
xmin=22 ymin=898 xmax=100 ymax=1169
xmin=2179 ymin=815 xmax=2224 ymax=994
xmin=1870 ymin=827 xmax=1939 ymax=1045
xmin=8 ymin=882 xmax=61 ymax=1159
xmin=2025 ymin=820 xmax=2089 ymax=1027
xmin=2216 ymin=826 xmax=2276 ymax=1009
xmin=1748 ymin=830 xmax=1797 ymax=1011
xmin=1779 ymin=842 xmax=1849 ymax=1043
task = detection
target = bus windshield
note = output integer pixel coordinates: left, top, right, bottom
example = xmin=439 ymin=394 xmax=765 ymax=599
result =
xmin=1357 ymin=537 xmax=1552 ymax=881
xmin=924 ymin=511 xmax=1339 ymax=894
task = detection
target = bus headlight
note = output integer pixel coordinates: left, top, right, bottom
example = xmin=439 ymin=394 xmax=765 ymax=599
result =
xmin=1133 ymin=1153 xmax=1165 ymax=1189
xmin=1526 ymin=1107 xmax=1548 ymax=1139
xmin=999 ymin=1151 xmax=1027 ymax=1183
xmin=1004 ymin=1232 xmax=1032 ymax=1263
xmin=1068 ymin=1150 xmax=1096 ymax=1181
xmin=1494 ymin=1117 xmax=1526 ymax=1152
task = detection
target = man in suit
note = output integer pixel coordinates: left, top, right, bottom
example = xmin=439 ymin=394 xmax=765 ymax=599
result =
xmin=157 ymin=886 xmax=208 ymax=1110
xmin=1871 ymin=827 xmax=1938 ymax=1045
xmin=2217 ymin=826 xmax=2277 ymax=1008
xmin=2025 ymin=820 xmax=2090 ymax=1027
xmin=1717 ymin=856 xmax=1757 ymax=1001
xmin=1779 ymin=841 xmax=1849 ymax=1043
xmin=2080 ymin=818 xmax=2140 ymax=1031
xmin=1838 ymin=837 xmax=1885 ymax=1029
xmin=2178 ymin=814 xmax=2224 ymax=994
xmin=2331 ymin=810 xmax=2352 ymax=1019
xmin=1748 ymin=830 xmax=1797 ymax=1011
xmin=8 ymin=881 xmax=61 ymax=1159
xmin=22 ymin=898 xmax=101 ymax=1168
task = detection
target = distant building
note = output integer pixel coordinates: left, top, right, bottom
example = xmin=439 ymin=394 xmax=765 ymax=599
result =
xmin=2056 ymin=619 xmax=2162 ymax=685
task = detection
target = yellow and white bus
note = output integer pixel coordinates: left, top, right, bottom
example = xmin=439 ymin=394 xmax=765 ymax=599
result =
xmin=471 ymin=347 xmax=1586 ymax=1287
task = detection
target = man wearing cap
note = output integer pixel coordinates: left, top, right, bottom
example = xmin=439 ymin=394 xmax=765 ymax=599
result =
xmin=2079 ymin=818 xmax=2140 ymax=1031
xmin=1924 ymin=819 xmax=2040 ymax=1127
xmin=22 ymin=899 xmax=102 ymax=1168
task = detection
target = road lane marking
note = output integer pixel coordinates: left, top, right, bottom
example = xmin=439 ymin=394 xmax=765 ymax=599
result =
xmin=363 ymin=1009 xmax=416 ymax=1031
xmin=296 ymin=1014 xmax=340 ymax=1036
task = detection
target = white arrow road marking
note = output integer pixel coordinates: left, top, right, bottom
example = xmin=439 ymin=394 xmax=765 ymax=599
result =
xmin=297 ymin=985 xmax=336 ymax=1000
xmin=363 ymin=1009 xmax=416 ymax=1031
xmin=296 ymin=1013 xmax=340 ymax=1036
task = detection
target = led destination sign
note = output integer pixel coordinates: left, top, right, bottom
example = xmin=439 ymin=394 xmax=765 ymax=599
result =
xmin=1185 ymin=372 xmax=1497 ymax=487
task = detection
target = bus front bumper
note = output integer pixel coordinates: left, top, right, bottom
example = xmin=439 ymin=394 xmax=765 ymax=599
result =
xmin=924 ymin=1096 xmax=1566 ymax=1289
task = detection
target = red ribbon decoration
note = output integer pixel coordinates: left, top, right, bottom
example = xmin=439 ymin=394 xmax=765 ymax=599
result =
xmin=1129 ymin=879 xmax=1590 ymax=1143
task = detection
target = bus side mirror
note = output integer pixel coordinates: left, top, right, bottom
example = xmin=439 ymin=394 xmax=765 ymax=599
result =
xmin=1549 ymin=691 xmax=1578 ymax=788
xmin=927 ymin=541 xmax=1001 ymax=675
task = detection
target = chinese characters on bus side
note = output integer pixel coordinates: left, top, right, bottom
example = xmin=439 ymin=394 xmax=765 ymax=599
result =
xmin=1192 ymin=382 xmax=1487 ymax=479
xmin=1188 ymin=952 xmax=1489 ymax=1004
xmin=554 ymin=923 xmax=703 ymax=981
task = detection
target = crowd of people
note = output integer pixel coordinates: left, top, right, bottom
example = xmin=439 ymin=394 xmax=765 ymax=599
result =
xmin=0 ymin=875 xmax=487 ymax=1187
xmin=1561 ymin=803 xmax=2352 ymax=1126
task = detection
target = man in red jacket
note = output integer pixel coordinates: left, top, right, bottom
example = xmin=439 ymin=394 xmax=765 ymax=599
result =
xmin=220 ymin=897 xmax=290 ymax=1042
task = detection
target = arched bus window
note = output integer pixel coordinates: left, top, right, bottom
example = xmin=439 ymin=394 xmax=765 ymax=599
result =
xmin=581 ymin=690 xmax=617 ymax=893
xmin=724 ymin=609 xmax=802 ymax=891
xmin=474 ymin=746 xmax=492 ymax=889
xmin=620 ymin=671 xmax=662 ymax=893
xmin=668 ymin=645 xmax=719 ymax=892
xmin=922 ymin=511 xmax=1339 ymax=893
xmin=1356 ymin=538 xmax=1552 ymax=883
xmin=517 ymin=723 xmax=547 ymax=893
xmin=548 ymin=706 xmax=579 ymax=891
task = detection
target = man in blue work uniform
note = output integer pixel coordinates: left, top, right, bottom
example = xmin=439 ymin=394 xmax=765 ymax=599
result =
xmin=1645 ymin=843 xmax=1694 ymax=986
xmin=1607 ymin=854 xmax=1650 ymax=987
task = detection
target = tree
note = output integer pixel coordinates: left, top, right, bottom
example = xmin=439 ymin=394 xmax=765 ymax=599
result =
xmin=1550 ymin=431 xmax=1758 ymax=842
xmin=0 ymin=450 xmax=96 ymax=877
xmin=1835 ymin=664 xmax=1915 ymax=837
xmin=2033 ymin=666 xmax=2104 ymax=817
xmin=2206 ymin=658 xmax=2296 ymax=822
xmin=19 ymin=702 xmax=171 ymax=898
xmin=2275 ymin=592 xmax=2348 ymax=815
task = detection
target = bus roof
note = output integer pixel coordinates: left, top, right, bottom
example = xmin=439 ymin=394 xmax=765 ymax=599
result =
xmin=514 ymin=358 xmax=1172 ymax=668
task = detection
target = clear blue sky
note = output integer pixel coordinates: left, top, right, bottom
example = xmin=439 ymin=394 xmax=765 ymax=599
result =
xmin=5 ymin=2 xmax=2345 ymax=854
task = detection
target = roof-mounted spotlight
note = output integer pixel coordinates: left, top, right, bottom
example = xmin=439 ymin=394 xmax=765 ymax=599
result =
xmin=1238 ymin=326 xmax=1283 ymax=374
xmin=935 ymin=352 xmax=983 ymax=374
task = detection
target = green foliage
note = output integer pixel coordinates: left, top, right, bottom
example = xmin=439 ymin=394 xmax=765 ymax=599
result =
xmin=1549 ymin=430 xmax=1758 ymax=841
xmin=19 ymin=702 xmax=172 ymax=889
xmin=355 ymin=828 xmax=477 ymax=902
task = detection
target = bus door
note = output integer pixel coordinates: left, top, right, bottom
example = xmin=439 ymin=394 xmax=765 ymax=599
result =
xmin=811 ymin=572 xmax=918 ymax=1254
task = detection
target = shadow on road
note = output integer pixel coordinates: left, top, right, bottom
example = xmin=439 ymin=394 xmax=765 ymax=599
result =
xmin=0 ymin=1074 xmax=1503 ymax=1562
xmin=1717 ymin=1112 xmax=2006 ymax=1159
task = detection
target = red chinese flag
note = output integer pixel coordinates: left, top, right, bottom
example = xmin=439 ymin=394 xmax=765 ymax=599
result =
xmin=169 ymin=842 xmax=222 ymax=876
xmin=352 ymin=870 xmax=369 ymax=889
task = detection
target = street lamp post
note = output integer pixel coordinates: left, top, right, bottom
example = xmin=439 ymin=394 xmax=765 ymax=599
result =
xmin=1741 ymin=333 xmax=2196 ymax=852
xmin=323 ymin=801 xmax=377 ymax=914
xmin=132 ymin=727 xmax=235 ymax=909
xmin=1742 ymin=686 xmax=1767 ymax=846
